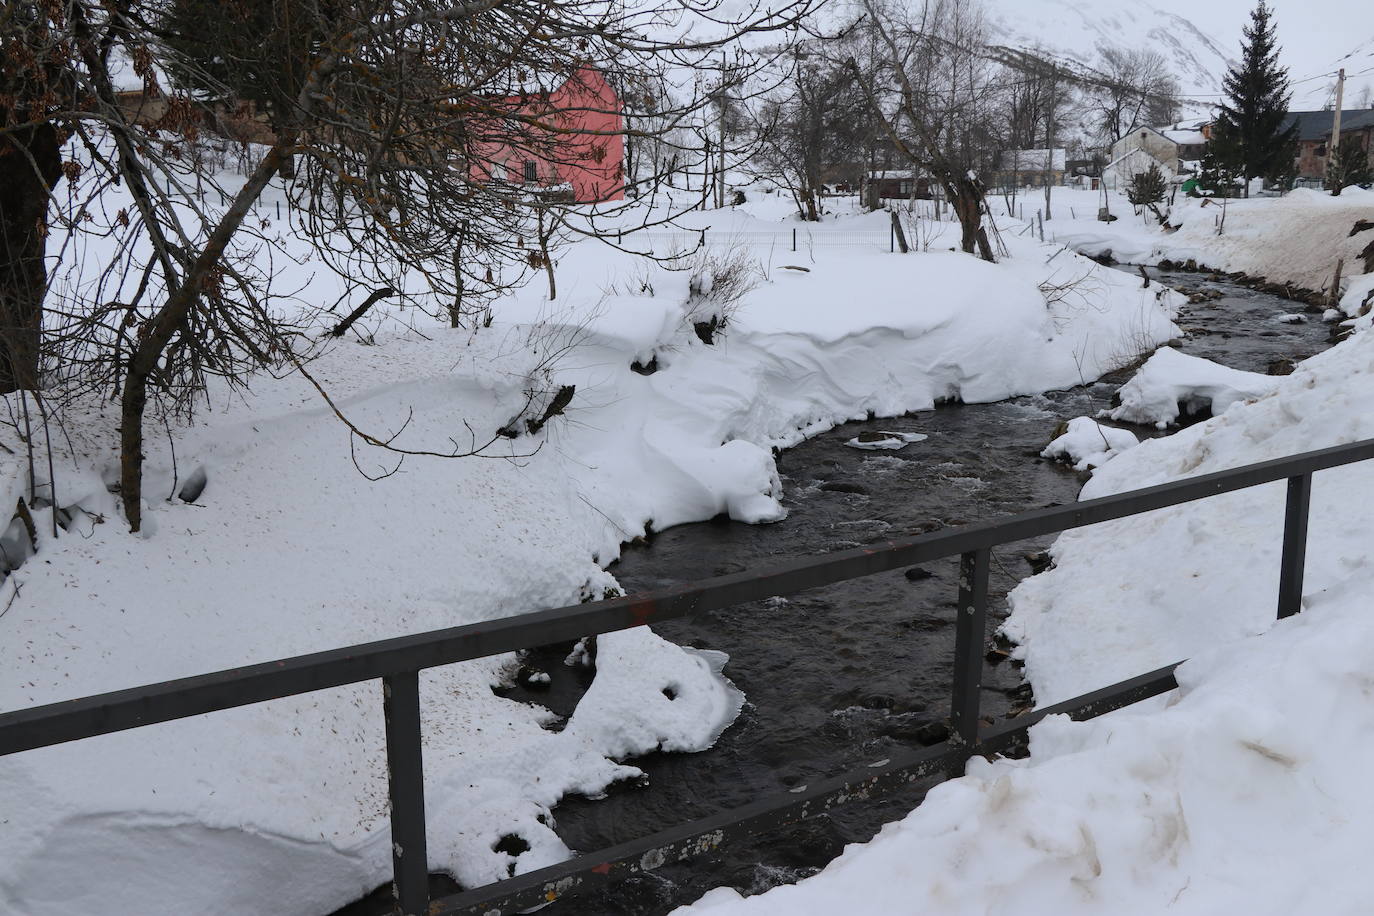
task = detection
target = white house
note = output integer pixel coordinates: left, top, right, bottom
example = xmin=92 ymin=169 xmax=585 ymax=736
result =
xmin=1102 ymin=121 xmax=1210 ymax=189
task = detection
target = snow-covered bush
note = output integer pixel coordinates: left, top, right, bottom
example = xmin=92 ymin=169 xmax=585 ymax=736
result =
xmin=684 ymin=247 xmax=765 ymax=344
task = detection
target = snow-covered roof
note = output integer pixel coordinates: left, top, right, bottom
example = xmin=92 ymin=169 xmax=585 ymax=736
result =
xmin=998 ymin=149 xmax=1067 ymax=171
xmin=1159 ymin=128 xmax=1206 ymax=146
xmin=868 ymin=169 xmax=921 ymax=180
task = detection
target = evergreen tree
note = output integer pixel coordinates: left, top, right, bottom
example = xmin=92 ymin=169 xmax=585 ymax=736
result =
xmin=1325 ymin=136 xmax=1374 ymax=195
xmin=159 ymin=1 xmax=325 ymax=137
xmin=1207 ymin=1 xmax=1298 ymax=196
xmin=1127 ymin=163 xmax=1170 ymax=223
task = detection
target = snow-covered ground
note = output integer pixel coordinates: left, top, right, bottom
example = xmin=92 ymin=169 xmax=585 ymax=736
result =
xmin=1032 ymin=186 xmax=1374 ymax=324
xmin=677 ymin=220 xmax=1374 ymax=916
xmin=1102 ymin=345 xmax=1279 ymax=428
xmin=0 ymin=176 xmax=1179 ymax=914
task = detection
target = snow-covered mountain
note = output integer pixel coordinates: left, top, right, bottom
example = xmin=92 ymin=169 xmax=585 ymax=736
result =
xmin=986 ymin=0 xmax=1232 ymax=99
xmin=986 ymin=0 xmax=1373 ymax=115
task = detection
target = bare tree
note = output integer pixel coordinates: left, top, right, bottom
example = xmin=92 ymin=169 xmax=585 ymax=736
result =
xmin=752 ymin=48 xmax=865 ymax=221
xmin=1089 ymin=47 xmax=1181 ymax=145
xmin=845 ymin=0 xmax=1000 ymax=260
xmin=3 ymin=0 xmax=818 ymax=532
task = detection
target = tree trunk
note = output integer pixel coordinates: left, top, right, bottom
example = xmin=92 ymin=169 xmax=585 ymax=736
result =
xmin=948 ymin=174 xmax=994 ymax=263
xmin=120 ymin=140 xmax=292 ymax=532
xmin=0 ymin=121 xmax=63 ymax=393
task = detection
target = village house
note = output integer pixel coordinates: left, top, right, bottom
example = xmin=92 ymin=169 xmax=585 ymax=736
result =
xmin=864 ymin=170 xmax=932 ymax=204
xmin=1284 ymin=109 xmax=1374 ymax=181
xmin=110 ymin=61 xmax=625 ymax=204
xmin=992 ymin=148 xmax=1066 ymax=188
xmin=470 ymin=68 xmax=625 ymax=204
xmin=1102 ymin=121 xmax=1209 ymax=189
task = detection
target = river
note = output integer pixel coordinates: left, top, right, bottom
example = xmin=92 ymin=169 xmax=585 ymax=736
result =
xmin=338 ymin=267 xmax=1336 ymax=915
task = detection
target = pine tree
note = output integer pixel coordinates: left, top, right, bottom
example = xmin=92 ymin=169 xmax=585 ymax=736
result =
xmin=1207 ymin=1 xmax=1298 ymax=197
xmin=1127 ymin=163 xmax=1170 ymax=223
xmin=159 ymin=0 xmax=325 ymax=136
xmin=1325 ymin=136 xmax=1374 ymax=195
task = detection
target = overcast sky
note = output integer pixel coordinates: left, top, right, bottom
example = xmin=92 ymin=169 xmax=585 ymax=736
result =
xmin=1148 ymin=0 xmax=1371 ymax=81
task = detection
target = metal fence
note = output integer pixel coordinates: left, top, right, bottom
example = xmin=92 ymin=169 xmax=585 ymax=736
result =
xmin=3 ymin=437 xmax=1371 ymax=915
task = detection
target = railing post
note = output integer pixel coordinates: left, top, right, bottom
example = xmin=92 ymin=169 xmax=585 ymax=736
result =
xmin=950 ymin=548 xmax=990 ymax=747
xmin=1277 ymin=473 xmax=1312 ymax=619
xmin=383 ymin=671 xmax=429 ymax=916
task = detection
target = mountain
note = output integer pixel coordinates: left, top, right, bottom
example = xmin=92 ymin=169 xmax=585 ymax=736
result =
xmin=987 ymin=0 xmax=1374 ymax=115
xmin=985 ymin=0 xmax=1231 ymax=99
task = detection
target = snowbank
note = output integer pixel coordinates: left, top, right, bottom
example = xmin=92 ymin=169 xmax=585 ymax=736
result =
xmin=679 ymin=581 xmax=1374 ymax=916
xmin=1042 ymin=187 xmax=1374 ymax=315
xmin=1041 ymin=417 xmax=1138 ymax=470
xmin=676 ymin=270 xmax=1374 ymax=916
xmin=1102 ymin=346 xmax=1279 ymax=428
xmin=0 ymin=183 xmax=1179 ymax=914
xmin=1007 ymin=327 xmax=1374 ymax=704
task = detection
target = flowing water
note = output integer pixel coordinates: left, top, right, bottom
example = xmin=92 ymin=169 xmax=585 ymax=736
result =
xmin=339 ymin=269 xmax=1337 ymax=915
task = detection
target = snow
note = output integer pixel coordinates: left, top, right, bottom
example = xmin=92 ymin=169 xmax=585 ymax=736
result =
xmin=1041 ymin=416 xmax=1138 ymax=470
xmin=674 ymin=246 xmax=1374 ymax=916
xmin=999 ymin=149 xmax=1067 ymax=172
xmin=1102 ymin=346 xmax=1279 ymax=428
xmin=0 ymin=172 xmax=1181 ymax=912
xmin=844 ymin=431 xmax=929 ymax=451
xmin=1041 ymin=186 xmax=1374 ymax=309
xmin=679 ymin=577 xmax=1374 ymax=915
xmin=1158 ymin=127 xmax=1206 ymax=146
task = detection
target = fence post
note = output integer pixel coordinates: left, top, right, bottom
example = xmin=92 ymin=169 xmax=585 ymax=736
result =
xmin=383 ymin=671 xmax=429 ymax=916
xmin=890 ymin=221 xmax=894 ymax=252
xmin=950 ymin=548 xmax=991 ymax=746
xmin=1277 ymin=473 xmax=1312 ymax=619
xmin=792 ymin=227 xmax=796 ymax=252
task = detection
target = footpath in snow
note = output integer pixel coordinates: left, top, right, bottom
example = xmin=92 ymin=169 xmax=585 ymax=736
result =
xmin=678 ymin=243 xmax=1374 ymax=914
xmin=0 ymin=188 xmax=1179 ymax=915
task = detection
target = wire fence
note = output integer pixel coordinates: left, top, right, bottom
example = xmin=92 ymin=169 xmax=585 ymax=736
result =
xmin=617 ymin=224 xmax=961 ymax=255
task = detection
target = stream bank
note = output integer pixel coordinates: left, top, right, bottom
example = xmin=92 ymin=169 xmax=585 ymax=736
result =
xmin=336 ymin=267 xmax=1337 ymax=916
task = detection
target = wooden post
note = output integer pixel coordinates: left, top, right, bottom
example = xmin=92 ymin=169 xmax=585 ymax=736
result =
xmin=890 ymin=210 xmax=909 ymax=253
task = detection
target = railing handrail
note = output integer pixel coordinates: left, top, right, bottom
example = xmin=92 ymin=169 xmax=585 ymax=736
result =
xmin=3 ymin=435 xmax=1368 ymax=755
xmin=3 ymin=435 xmax=1370 ymax=915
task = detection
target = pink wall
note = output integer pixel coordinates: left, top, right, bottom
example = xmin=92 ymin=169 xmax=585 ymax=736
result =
xmin=473 ymin=69 xmax=624 ymax=203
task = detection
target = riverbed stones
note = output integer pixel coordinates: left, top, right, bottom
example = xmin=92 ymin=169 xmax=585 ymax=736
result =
xmin=819 ymin=481 xmax=869 ymax=495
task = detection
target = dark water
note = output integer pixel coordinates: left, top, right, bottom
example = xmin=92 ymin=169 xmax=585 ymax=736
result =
xmin=339 ymin=270 xmax=1335 ymax=915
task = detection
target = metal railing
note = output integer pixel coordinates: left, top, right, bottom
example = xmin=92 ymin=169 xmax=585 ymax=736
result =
xmin=3 ymin=437 xmax=1372 ymax=915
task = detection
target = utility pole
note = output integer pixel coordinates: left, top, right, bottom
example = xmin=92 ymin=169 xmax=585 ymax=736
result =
xmin=1327 ymin=68 xmax=1346 ymax=182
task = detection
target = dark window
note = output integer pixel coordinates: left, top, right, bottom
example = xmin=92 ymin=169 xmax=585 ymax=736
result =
xmin=523 ymin=160 xmax=538 ymax=182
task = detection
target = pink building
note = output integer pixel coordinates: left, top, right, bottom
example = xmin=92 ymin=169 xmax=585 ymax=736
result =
xmin=472 ymin=68 xmax=625 ymax=203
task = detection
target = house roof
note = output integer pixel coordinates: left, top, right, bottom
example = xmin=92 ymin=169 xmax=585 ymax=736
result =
xmin=1283 ymin=110 xmax=1374 ymax=141
xmin=997 ymin=148 xmax=1066 ymax=171
xmin=1159 ymin=128 xmax=1206 ymax=146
